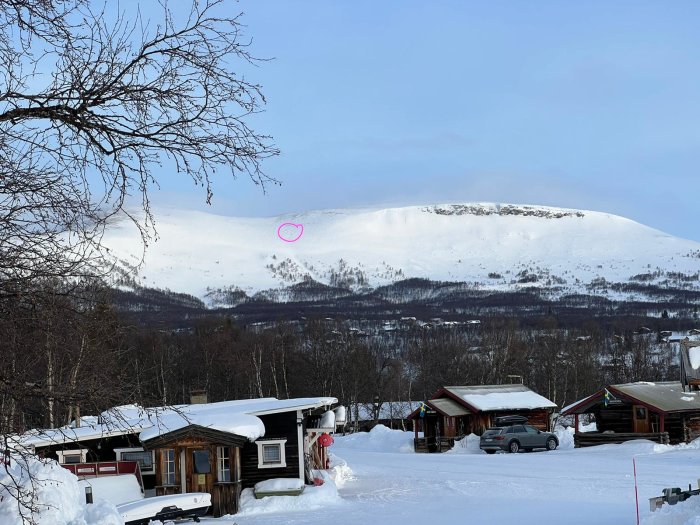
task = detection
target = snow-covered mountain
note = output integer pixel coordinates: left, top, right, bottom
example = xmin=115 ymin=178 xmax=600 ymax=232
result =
xmin=103 ymin=203 xmax=700 ymax=307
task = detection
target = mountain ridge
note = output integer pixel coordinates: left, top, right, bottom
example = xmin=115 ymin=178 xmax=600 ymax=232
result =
xmin=103 ymin=202 xmax=700 ymax=307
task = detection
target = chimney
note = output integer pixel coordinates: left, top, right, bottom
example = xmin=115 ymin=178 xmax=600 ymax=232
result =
xmin=189 ymin=389 xmax=208 ymax=404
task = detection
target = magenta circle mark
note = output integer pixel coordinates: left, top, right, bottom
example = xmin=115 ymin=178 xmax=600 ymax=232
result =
xmin=277 ymin=222 xmax=304 ymax=243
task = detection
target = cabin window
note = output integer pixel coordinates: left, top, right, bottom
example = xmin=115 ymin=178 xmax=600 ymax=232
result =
xmin=217 ymin=446 xmax=231 ymax=482
xmin=115 ymin=447 xmax=155 ymax=474
xmin=256 ymin=439 xmax=287 ymax=469
xmin=162 ymin=449 xmax=176 ymax=485
xmin=57 ymin=449 xmax=87 ymax=464
xmin=193 ymin=450 xmax=211 ymax=474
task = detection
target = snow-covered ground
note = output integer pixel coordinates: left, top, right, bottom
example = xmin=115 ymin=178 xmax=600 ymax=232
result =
xmin=228 ymin=425 xmax=700 ymax=525
xmin=6 ymin=425 xmax=700 ymax=524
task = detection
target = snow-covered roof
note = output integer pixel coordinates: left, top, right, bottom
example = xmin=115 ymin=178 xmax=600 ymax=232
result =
xmin=20 ymin=397 xmax=337 ymax=448
xmin=562 ymin=381 xmax=700 ymax=414
xmin=443 ymin=385 xmax=557 ymax=412
xmin=428 ymin=397 xmax=470 ymax=417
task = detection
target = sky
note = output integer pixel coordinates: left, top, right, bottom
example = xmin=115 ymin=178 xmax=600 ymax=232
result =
xmin=147 ymin=1 xmax=700 ymax=242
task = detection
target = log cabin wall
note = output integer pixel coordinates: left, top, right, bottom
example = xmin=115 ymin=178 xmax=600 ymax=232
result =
xmin=486 ymin=409 xmax=552 ymax=432
xmin=446 ymin=409 xmax=552 ymax=437
xmin=683 ymin=413 xmax=700 ymax=443
xmin=665 ymin=413 xmax=686 ymax=444
xmin=594 ymin=404 xmax=634 ymax=433
xmin=240 ymin=411 xmax=300 ymax=489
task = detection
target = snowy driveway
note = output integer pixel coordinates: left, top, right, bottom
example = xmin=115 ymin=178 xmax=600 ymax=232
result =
xmin=234 ymin=430 xmax=700 ymax=525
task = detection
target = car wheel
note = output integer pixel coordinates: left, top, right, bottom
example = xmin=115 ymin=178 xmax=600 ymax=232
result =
xmin=546 ymin=437 xmax=558 ymax=451
xmin=485 ymin=450 xmax=496 ymax=454
xmin=509 ymin=440 xmax=520 ymax=453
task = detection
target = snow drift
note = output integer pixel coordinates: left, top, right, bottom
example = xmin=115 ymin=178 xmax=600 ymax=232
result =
xmin=0 ymin=454 xmax=122 ymax=525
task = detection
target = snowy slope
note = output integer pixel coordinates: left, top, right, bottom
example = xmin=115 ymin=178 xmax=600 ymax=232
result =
xmin=102 ymin=203 xmax=700 ymax=305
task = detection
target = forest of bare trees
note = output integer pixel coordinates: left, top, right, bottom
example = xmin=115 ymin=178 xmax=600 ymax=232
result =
xmin=1 ymin=282 xmax=684 ymax=436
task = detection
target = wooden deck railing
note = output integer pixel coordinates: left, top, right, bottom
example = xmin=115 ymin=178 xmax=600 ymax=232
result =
xmin=413 ymin=437 xmax=457 ymax=453
xmin=574 ymin=431 xmax=670 ymax=447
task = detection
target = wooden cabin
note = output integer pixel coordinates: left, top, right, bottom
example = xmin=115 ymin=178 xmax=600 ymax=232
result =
xmin=408 ymin=384 xmax=557 ymax=452
xmin=141 ymin=425 xmax=246 ymax=516
xmin=138 ymin=397 xmax=341 ymax=517
xmin=19 ymin=405 xmax=158 ymax=492
xmin=19 ymin=397 xmax=343 ymax=516
xmin=350 ymin=401 xmax=420 ymax=432
xmin=562 ymin=381 xmax=700 ymax=446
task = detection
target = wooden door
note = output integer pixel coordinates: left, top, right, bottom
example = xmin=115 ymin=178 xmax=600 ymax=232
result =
xmin=633 ymin=405 xmax=649 ymax=433
xmin=186 ymin=447 xmax=214 ymax=494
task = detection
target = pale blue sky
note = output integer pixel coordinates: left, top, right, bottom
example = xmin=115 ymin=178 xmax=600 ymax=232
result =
xmin=150 ymin=1 xmax=700 ymax=242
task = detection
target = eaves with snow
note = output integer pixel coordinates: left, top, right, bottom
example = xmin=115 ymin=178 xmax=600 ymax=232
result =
xmin=19 ymin=397 xmax=337 ymax=448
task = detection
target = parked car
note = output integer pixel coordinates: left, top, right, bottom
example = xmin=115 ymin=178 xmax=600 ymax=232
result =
xmin=480 ymin=419 xmax=558 ymax=454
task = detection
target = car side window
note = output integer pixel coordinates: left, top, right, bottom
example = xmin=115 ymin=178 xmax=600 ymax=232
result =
xmin=512 ymin=425 xmax=526 ymax=433
xmin=505 ymin=426 xmax=514 ymax=434
xmin=525 ymin=426 xmax=539 ymax=434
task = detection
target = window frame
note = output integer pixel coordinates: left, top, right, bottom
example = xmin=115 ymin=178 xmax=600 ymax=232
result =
xmin=192 ymin=449 xmax=211 ymax=474
xmin=56 ymin=449 xmax=88 ymax=464
xmin=114 ymin=447 xmax=156 ymax=475
xmin=256 ymin=439 xmax=287 ymax=469
xmin=217 ymin=446 xmax=231 ymax=482
xmin=161 ymin=448 xmax=177 ymax=486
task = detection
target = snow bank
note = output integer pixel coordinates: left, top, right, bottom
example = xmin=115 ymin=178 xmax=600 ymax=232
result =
xmin=0 ymin=454 xmax=122 ymax=525
xmin=78 ymin=474 xmax=142 ymax=506
xmin=690 ymin=347 xmax=700 ymax=370
xmin=333 ymin=425 xmax=414 ymax=453
xmin=447 ymin=433 xmax=483 ymax=454
xmin=651 ymin=437 xmax=700 ymax=455
xmin=328 ymin=454 xmax=355 ymax=488
xmin=553 ymin=420 xmax=597 ymax=450
xmin=254 ymin=478 xmax=305 ymax=492
xmin=238 ymin=475 xmax=343 ymax=516
xmin=642 ymin=496 xmax=700 ymax=525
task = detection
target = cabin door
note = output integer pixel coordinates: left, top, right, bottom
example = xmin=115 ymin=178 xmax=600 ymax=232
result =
xmin=633 ymin=405 xmax=649 ymax=433
xmin=186 ymin=447 xmax=214 ymax=494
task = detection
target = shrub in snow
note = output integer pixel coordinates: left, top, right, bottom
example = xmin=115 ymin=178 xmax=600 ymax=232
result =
xmin=0 ymin=453 xmax=121 ymax=525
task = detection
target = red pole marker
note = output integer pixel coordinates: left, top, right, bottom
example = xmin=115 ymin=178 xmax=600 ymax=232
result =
xmin=633 ymin=458 xmax=640 ymax=525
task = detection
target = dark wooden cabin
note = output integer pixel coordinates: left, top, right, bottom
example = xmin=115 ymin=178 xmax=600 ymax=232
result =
xmin=21 ymin=414 xmax=157 ymax=491
xmin=20 ymin=397 xmax=342 ymax=515
xmin=141 ymin=425 xmax=246 ymax=516
xmin=562 ymin=381 xmax=700 ymax=446
xmin=138 ymin=397 xmax=340 ymax=517
xmin=408 ymin=384 xmax=557 ymax=452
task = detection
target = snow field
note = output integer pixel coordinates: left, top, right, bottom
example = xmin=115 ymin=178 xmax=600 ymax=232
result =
xmin=232 ymin=425 xmax=700 ymax=525
xmin=7 ymin=424 xmax=700 ymax=524
xmin=102 ymin=203 xmax=700 ymax=302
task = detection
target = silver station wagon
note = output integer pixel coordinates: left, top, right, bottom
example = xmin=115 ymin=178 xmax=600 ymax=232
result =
xmin=480 ymin=416 xmax=558 ymax=454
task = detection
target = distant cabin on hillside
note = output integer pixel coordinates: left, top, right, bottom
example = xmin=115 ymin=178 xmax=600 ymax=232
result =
xmin=349 ymin=401 xmax=421 ymax=432
xmin=561 ymin=381 xmax=700 ymax=446
xmin=408 ymin=384 xmax=557 ymax=453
